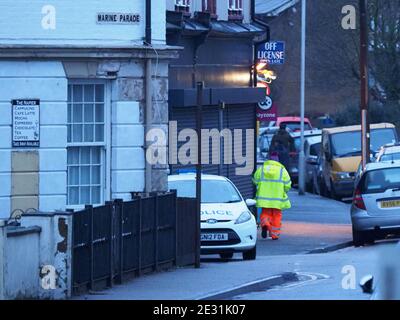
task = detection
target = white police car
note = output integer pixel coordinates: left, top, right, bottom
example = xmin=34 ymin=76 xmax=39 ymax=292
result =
xmin=168 ymin=173 xmax=257 ymax=260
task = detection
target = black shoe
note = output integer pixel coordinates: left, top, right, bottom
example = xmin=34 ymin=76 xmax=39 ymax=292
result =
xmin=261 ymin=228 xmax=267 ymax=239
xmin=272 ymin=237 xmax=279 ymax=241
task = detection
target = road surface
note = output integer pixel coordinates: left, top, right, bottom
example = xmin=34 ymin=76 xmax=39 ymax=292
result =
xmin=76 ymin=191 xmax=400 ymax=301
xmin=202 ymin=191 xmax=352 ymax=261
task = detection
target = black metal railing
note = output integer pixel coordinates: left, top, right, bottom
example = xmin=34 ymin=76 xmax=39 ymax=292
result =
xmin=71 ymin=191 xmax=198 ymax=295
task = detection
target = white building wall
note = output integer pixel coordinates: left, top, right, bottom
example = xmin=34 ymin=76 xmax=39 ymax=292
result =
xmin=4 ymin=230 xmax=41 ymax=299
xmin=243 ymin=0 xmax=252 ymax=23
xmin=0 ymin=0 xmax=165 ymax=45
xmin=0 ymin=61 xmax=67 ymax=216
xmin=166 ymin=0 xmax=175 ymax=11
xmin=111 ymin=100 xmax=145 ymax=201
xmin=166 ymin=0 xmax=252 ymax=22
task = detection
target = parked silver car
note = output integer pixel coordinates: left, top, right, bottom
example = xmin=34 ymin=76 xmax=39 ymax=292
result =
xmin=257 ymin=127 xmax=280 ymax=165
xmin=289 ymin=129 xmax=322 ymax=184
xmin=375 ymin=143 xmax=400 ymax=162
xmin=351 ymin=161 xmax=400 ymax=246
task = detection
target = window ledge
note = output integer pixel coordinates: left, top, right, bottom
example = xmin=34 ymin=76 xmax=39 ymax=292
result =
xmin=209 ymin=13 xmax=218 ymax=20
xmin=228 ymin=14 xmax=244 ymax=22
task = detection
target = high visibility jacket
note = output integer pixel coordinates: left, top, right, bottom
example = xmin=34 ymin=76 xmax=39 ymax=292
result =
xmin=253 ymin=160 xmax=292 ymax=210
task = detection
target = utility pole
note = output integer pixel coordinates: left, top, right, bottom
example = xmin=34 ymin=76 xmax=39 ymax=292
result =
xmin=360 ymin=0 xmax=370 ymax=170
xmin=298 ymin=0 xmax=307 ymax=195
xmin=195 ymin=81 xmax=204 ymax=269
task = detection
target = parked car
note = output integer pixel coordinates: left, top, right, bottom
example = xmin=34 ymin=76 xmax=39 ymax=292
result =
xmin=321 ymin=123 xmax=398 ymax=200
xmin=311 ymin=153 xmax=327 ymax=196
xmin=351 ymin=161 xmax=400 ymax=246
xmin=304 ymin=135 xmax=322 ymax=192
xmin=375 ymin=143 xmax=400 ymax=162
xmin=257 ymin=126 xmax=280 ymax=165
xmin=288 ymin=129 xmax=322 ymax=184
xmin=168 ymin=173 xmax=257 ymax=260
xmin=276 ymin=117 xmax=313 ymax=132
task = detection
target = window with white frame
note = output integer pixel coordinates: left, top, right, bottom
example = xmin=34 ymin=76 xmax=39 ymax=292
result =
xmin=67 ymin=83 xmax=107 ymax=206
xmin=175 ymin=0 xmax=190 ymax=13
xmin=228 ymin=0 xmax=243 ymax=18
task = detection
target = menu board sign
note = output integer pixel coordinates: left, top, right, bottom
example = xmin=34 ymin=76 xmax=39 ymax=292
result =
xmin=12 ymin=99 xmax=40 ymax=147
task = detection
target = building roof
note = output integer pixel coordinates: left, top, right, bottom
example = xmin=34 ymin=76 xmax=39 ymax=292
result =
xmin=323 ymin=123 xmax=395 ymax=135
xmin=166 ymin=10 xmax=265 ymax=38
xmin=256 ymin=0 xmax=299 ymax=17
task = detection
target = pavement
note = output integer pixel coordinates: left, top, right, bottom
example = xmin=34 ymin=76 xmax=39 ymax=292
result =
xmin=77 ymin=244 xmax=394 ymax=300
xmin=264 ymin=191 xmax=352 ymax=255
xmin=76 ymin=191 xmax=369 ymax=300
xmin=204 ymin=191 xmax=352 ymax=259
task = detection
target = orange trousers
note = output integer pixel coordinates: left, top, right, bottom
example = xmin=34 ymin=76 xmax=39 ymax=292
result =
xmin=260 ymin=208 xmax=282 ymax=240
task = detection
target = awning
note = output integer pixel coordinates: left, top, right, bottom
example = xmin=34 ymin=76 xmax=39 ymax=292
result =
xmin=209 ymin=21 xmax=264 ymax=37
xmin=166 ymin=10 xmax=266 ymax=38
xmin=169 ymin=87 xmax=266 ymax=108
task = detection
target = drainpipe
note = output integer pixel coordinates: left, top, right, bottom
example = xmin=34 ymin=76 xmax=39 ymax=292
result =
xmin=145 ymin=0 xmax=153 ymax=192
xmin=251 ymin=0 xmax=270 ymax=87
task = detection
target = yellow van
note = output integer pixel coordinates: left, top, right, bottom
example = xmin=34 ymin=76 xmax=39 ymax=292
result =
xmin=320 ymin=123 xmax=398 ymax=200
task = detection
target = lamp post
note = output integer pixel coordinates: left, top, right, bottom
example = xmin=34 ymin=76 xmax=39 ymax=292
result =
xmin=298 ymin=0 xmax=307 ymax=195
xmin=360 ymin=0 xmax=370 ymax=170
xmin=195 ymin=81 xmax=204 ymax=269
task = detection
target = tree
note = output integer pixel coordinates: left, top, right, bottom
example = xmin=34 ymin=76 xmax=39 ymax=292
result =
xmin=369 ymin=0 xmax=400 ymax=102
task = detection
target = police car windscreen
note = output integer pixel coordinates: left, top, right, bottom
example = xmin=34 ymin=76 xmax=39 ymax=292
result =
xmin=168 ymin=179 xmax=242 ymax=203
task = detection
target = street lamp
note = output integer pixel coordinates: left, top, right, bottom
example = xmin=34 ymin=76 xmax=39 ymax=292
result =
xmin=298 ymin=0 xmax=307 ymax=195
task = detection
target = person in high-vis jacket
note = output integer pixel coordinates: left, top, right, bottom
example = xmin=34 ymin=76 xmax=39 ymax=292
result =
xmin=253 ymin=158 xmax=292 ymax=240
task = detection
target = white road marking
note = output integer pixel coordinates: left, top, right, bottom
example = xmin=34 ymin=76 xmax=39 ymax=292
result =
xmin=267 ymin=272 xmax=330 ymax=291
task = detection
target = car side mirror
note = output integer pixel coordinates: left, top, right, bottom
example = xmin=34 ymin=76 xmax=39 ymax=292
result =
xmin=245 ymin=199 xmax=257 ymax=207
xmin=360 ymin=275 xmax=374 ymax=294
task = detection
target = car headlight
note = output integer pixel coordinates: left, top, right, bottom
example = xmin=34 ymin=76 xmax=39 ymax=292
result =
xmin=235 ymin=211 xmax=252 ymax=224
xmin=332 ymin=171 xmax=352 ymax=181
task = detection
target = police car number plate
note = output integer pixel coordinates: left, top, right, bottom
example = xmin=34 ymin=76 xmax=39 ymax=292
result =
xmin=201 ymin=233 xmax=228 ymax=241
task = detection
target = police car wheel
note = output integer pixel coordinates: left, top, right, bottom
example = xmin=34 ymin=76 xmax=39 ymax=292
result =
xmin=220 ymin=252 xmax=234 ymax=260
xmin=243 ymin=246 xmax=257 ymax=260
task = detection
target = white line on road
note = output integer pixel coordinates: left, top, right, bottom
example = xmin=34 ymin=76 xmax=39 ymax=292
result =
xmin=195 ymin=275 xmax=284 ymax=300
xmin=267 ymin=272 xmax=330 ymax=291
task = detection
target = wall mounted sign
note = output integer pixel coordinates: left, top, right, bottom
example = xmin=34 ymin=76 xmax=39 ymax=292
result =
xmin=12 ymin=99 xmax=40 ymax=147
xmin=97 ymin=13 xmax=141 ymax=24
xmin=257 ymin=96 xmax=278 ymax=122
xmin=257 ymin=41 xmax=286 ymax=65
